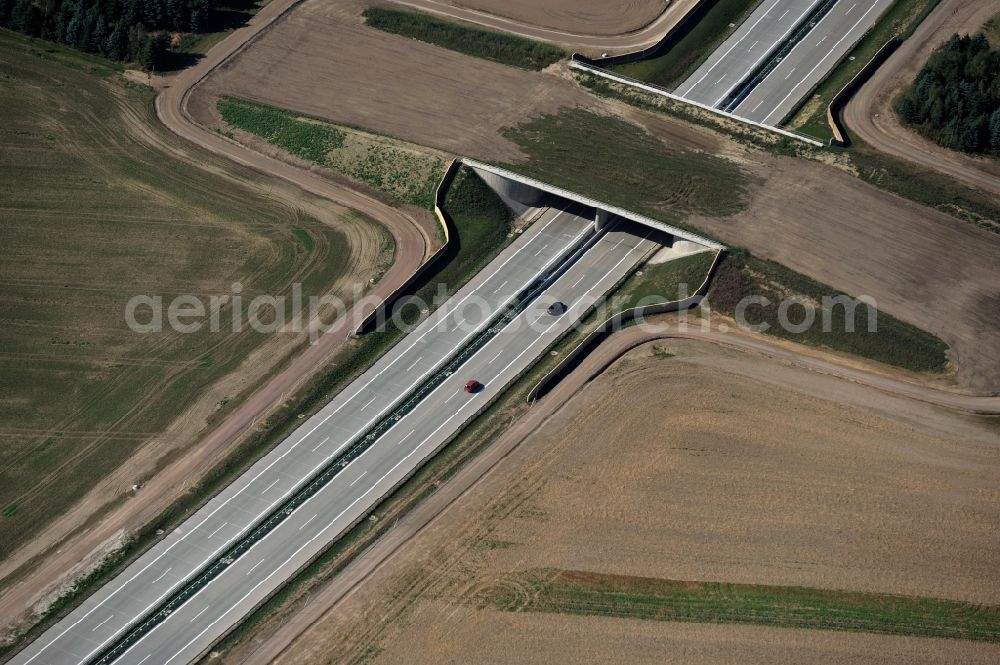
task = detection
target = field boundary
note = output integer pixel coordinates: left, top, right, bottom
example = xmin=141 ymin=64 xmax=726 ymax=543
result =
xmin=528 ymin=248 xmax=725 ymax=401
xmin=568 ymin=60 xmax=824 ymax=147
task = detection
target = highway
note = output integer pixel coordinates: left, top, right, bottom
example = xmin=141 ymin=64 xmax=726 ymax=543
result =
xmin=9 ymin=206 xmax=609 ymax=665
xmin=734 ymin=0 xmax=895 ymax=123
xmin=106 ymin=221 xmax=656 ymax=665
xmin=674 ymin=0 xmax=823 ymax=106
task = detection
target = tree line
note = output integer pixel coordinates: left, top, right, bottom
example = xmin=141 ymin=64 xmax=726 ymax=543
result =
xmin=896 ymin=33 xmax=1000 ymax=156
xmin=0 ymin=0 xmax=215 ymax=69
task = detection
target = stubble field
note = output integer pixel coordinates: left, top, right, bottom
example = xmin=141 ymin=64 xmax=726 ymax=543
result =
xmin=258 ymin=340 xmax=1000 ymax=665
xmin=0 ymin=33 xmax=388 ymax=594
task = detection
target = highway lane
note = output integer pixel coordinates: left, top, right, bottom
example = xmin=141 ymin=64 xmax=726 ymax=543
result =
xmin=735 ymin=0 xmax=895 ymax=124
xmin=109 ymin=222 xmax=658 ymax=665
xmin=674 ymin=0 xmax=823 ymax=106
xmin=9 ymin=207 xmax=594 ymax=665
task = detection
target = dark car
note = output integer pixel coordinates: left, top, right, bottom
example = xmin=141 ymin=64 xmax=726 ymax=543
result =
xmin=547 ymin=301 xmax=568 ymax=316
xmin=464 ymin=380 xmax=483 ymax=394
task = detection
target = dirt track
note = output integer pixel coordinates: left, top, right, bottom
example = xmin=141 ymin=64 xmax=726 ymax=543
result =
xmin=843 ymin=0 xmax=1000 ymax=197
xmin=233 ymin=322 xmax=999 ymax=665
xmin=388 ymin=0 xmax=702 ymax=52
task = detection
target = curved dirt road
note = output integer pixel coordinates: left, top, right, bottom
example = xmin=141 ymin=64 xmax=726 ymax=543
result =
xmin=843 ymin=0 xmax=1000 ymax=198
xmin=238 ymin=322 xmax=999 ymax=665
xmin=388 ymin=0 xmax=702 ymax=52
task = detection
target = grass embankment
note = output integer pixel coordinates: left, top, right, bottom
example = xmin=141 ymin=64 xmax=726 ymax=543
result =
xmin=218 ymin=96 xmax=446 ymax=209
xmin=0 ymin=32 xmax=365 ymax=569
xmin=849 ymin=143 xmax=1000 ymax=234
xmin=612 ymin=251 xmax=718 ymax=312
xmin=610 ymin=0 xmax=760 ymax=90
xmin=502 ymin=109 xmax=750 ymax=225
xmin=478 ymin=569 xmax=1000 ymax=642
xmin=709 ymin=251 xmax=948 ymax=372
xmin=362 ymin=7 xmax=565 ymax=71
xmin=788 ymin=0 xmax=942 ymax=140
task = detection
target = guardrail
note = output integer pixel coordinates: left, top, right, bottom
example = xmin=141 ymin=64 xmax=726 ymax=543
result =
xmin=527 ymin=247 xmax=725 ymax=402
xmin=825 ymin=38 xmax=901 ymax=147
xmin=568 ymin=60 xmax=825 ymax=147
xmin=354 ymin=158 xmax=460 ymax=335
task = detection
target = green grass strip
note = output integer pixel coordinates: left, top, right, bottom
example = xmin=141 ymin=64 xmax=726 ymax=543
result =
xmin=480 ymin=569 xmax=1000 ymax=642
xmin=363 ymin=7 xmax=566 ymax=71
xmin=610 ymin=0 xmax=761 ymax=90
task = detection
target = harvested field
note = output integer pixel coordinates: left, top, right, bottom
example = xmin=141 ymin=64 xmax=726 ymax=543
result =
xmin=446 ymin=0 xmax=668 ymax=36
xmin=0 ymin=31 xmax=388 ymax=611
xmin=250 ymin=339 xmax=1000 ymax=665
xmin=192 ymin=0 xmax=592 ymax=162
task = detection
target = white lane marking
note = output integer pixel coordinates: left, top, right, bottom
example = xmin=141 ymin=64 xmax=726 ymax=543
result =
xmin=444 ymin=390 xmax=461 ymax=404
xmin=752 ymin=99 xmax=765 ymax=112
xmin=207 ymin=523 xmax=227 ymax=539
xmin=678 ymin=0 xmax=785 ymax=96
xmin=846 ymin=3 xmax=857 ymax=14
xmin=246 ymin=559 xmax=266 ymax=576
xmin=361 ymin=395 xmax=377 ymax=410
xmin=784 ymin=67 xmax=796 ymax=80
xmin=298 ymin=514 xmax=317 ymax=530
xmin=311 ymin=436 xmax=330 ymax=453
xmin=571 ymin=273 xmax=586 ymax=288
xmin=715 ymin=74 xmax=726 ymax=85
xmin=133 ymin=229 xmax=655 ymax=665
xmin=189 ymin=607 xmax=209 ymax=623
xmin=709 ymin=0 xmax=826 ymax=106
xmin=29 ymin=211 xmax=589 ymax=665
xmin=349 ymin=472 xmax=368 ymax=487
xmin=397 ymin=430 xmax=415 ymax=446
xmin=779 ymin=8 xmax=789 ymax=20
xmin=764 ymin=2 xmax=886 ymax=124
xmin=492 ymin=280 xmax=509 ymax=294
xmin=405 ymin=356 xmax=423 ymax=372
xmin=533 ymin=243 xmax=549 ymax=256
xmin=152 ymin=568 xmax=172 ymax=584
xmin=494 ymin=232 xmax=655 ymax=382
xmin=489 ymin=350 xmax=503 ymax=364
xmin=816 ymin=35 xmax=827 ymax=46
xmin=260 ymin=479 xmax=280 ymax=495
xmin=751 ymin=40 xmax=759 ymax=50
xmin=136 ymin=655 xmax=151 ymax=665
xmin=92 ymin=616 xmax=113 ymax=632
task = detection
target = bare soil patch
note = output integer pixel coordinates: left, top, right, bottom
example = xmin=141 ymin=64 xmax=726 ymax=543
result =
xmin=248 ymin=339 xmax=1000 ymax=665
xmin=193 ymin=0 xmax=592 ymax=162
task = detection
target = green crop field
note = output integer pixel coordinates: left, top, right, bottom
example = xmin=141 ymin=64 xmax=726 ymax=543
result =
xmin=0 ymin=33 xmax=379 ymax=561
xmin=362 ymin=7 xmax=566 ymax=71
xmin=479 ymin=569 xmax=1000 ymax=642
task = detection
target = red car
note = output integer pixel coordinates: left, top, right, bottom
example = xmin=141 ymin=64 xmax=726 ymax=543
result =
xmin=464 ymin=380 xmax=483 ymax=394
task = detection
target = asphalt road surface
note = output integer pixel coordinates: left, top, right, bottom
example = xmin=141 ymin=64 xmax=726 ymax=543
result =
xmin=105 ymin=221 xmax=657 ymax=665
xmin=735 ymin=0 xmax=895 ymax=123
xmin=674 ymin=0 xmax=823 ymax=106
xmin=10 ymin=206 xmax=607 ymax=665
